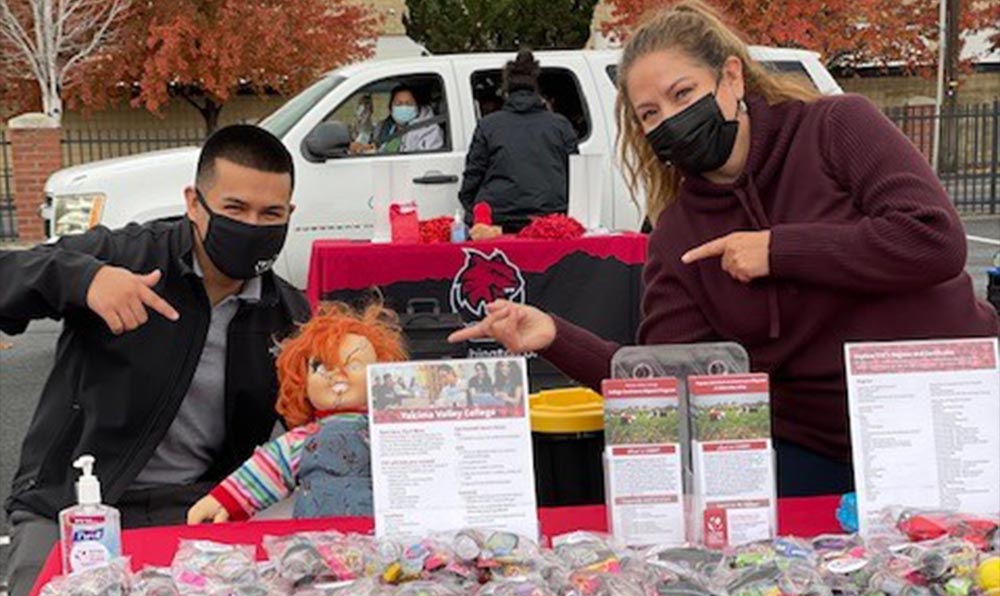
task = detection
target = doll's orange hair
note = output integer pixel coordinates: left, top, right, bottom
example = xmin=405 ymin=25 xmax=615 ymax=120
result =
xmin=275 ymin=301 xmax=407 ymax=427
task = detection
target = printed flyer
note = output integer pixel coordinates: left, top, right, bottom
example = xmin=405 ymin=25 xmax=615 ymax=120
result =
xmin=602 ymin=377 xmax=686 ymax=546
xmin=846 ymin=338 xmax=1000 ymax=535
xmin=689 ymin=373 xmax=776 ymax=549
xmin=367 ymin=357 xmax=538 ymax=539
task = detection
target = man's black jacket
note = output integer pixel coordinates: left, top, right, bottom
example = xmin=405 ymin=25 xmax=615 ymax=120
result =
xmin=0 ymin=217 xmax=310 ymax=519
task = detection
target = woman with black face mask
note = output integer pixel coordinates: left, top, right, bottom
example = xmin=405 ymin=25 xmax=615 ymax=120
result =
xmin=451 ymin=0 xmax=998 ymax=497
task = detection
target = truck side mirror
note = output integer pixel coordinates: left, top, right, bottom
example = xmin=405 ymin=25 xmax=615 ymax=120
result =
xmin=303 ymin=121 xmax=352 ymax=161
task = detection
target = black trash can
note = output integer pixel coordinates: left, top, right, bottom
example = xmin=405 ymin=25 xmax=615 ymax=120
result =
xmin=530 ymin=388 xmax=606 ymax=507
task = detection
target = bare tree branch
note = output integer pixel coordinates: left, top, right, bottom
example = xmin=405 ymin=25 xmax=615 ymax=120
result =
xmin=60 ymin=0 xmax=112 ymax=45
xmin=57 ymin=0 xmax=91 ymax=30
xmin=0 ymin=1 xmax=45 ymax=83
xmin=1 ymin=0 xmax=129 ymax=118
xmin=60 ymin=0 xmax=129 ymax=83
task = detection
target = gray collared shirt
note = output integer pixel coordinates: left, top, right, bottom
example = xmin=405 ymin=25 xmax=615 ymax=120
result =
xmin=132 ymin=261 xmax=262 ymax=488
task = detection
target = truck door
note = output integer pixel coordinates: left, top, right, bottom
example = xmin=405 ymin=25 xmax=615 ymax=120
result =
xmin=280 ymin=62 xmax=466 ymax=287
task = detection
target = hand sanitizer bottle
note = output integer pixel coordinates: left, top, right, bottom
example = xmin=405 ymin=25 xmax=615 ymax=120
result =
xmin=450 ymin=209 xmax=468 ymax=243
xmin=59 ymin=455 xmax=121 ymax=574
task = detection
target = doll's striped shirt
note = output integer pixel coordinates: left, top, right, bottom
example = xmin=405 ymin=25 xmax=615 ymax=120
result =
xmin=208 ymin=413 xmax=366 ymax=521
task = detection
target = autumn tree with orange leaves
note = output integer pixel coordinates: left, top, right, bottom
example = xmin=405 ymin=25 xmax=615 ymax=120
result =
xmin=3 ymin=0 xmax=379 ymax=132
xmin=599 ymin=0 xmax=996 ymax=73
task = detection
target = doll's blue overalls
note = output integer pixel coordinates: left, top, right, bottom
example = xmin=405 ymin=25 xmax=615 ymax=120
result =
xmin=294 ymin=413 xmax=373 ymax=518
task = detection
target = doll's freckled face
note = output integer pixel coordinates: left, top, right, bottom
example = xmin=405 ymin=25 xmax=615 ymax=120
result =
xmin=306 ymin=333 xmax=377 ymax=413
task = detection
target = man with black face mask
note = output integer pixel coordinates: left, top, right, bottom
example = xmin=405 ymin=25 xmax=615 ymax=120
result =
xmin=0 ymin=125 xmax=309 ymax=596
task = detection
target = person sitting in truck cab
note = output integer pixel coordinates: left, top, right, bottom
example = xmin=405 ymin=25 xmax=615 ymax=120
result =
xmin=351 ymin=84 xmax=445 ymax=155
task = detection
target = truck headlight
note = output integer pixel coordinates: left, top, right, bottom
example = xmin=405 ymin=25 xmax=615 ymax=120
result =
xmin=51 ymin=193 xmax=106 ymax=236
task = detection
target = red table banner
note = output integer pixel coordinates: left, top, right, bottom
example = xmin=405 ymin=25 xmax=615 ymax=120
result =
xmin=306 ymin=234 xmax=649 ymax=390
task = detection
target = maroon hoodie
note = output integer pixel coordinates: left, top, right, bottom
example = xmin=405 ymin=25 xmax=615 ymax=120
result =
xmin=542 ymin=93 xmax=999 ymax=462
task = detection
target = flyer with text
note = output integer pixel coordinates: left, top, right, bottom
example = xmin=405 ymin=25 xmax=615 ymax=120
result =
xmin=602 ymin=377 xmax=686 ymax=546
xmin=846 ymin=338 xmax=1000 ymax=535
xmin=367 ymin=357 xmax=538 ymax=539
xmin=689 ymin=373 xmax=776 ymax=549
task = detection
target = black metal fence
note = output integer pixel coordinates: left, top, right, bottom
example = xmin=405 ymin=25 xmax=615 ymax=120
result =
xmin=61 ymin=128 xmax=206 ymax=167
xmin=1 ymin=129 xmax=15 ymax=241
xmin=885 ymin=100 xmax=999 ymax=214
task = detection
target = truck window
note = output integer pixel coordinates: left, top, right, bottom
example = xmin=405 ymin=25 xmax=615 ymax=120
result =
xmin=470 ymin=68 xmax=592 ymax=142
xmin=319 ymin=74 xmax=451 ymax=157
xmin=760 ymin=61 xmax=819 ymax=91
xmin=259 ymin=75 xmax=344 ymax=139
xmin=606 ymin=61 xmax=819 ymax=92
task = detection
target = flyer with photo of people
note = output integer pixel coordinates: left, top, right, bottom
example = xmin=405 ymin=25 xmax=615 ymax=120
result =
xmin=367 ymin=357 xmax=538 ymax=539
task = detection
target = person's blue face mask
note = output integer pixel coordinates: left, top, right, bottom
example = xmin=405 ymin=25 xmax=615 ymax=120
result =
xmin=392 ymin=105 xmax=418 ymax=125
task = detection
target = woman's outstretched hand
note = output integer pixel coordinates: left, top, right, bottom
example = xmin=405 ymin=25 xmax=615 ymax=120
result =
xmin=447 ymin=300 xmax=557 ymax=353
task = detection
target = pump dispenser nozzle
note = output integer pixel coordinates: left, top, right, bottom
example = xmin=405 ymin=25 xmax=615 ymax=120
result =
xmin=73 ymin=455 xmax=102 ymax=505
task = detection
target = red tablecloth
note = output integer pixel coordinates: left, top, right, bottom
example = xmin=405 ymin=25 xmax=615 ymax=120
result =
xmin=32 ymin=497 xmax=841 ymax=595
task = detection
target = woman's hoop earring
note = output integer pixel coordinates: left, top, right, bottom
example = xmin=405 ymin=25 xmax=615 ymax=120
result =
xmin=738 ymin=98 xmax=748 ymax=113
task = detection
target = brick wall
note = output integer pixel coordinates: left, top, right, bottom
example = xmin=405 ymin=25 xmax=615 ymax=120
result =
xmin=8 ymin=114 xmax=62 ymax=242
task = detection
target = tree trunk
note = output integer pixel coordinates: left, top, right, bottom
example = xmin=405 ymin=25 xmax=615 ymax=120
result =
xmin=176 ymin=89 xmax=223 ymax=135
xmin=38 ymin=0 xmax=63 ymax=124
xmin=39 ymin=80 xmax=63 ymax=124
xmin=201 ymin=98 xmax=222 ymax=135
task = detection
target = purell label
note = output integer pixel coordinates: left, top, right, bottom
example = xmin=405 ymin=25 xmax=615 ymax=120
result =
xmin=63 ymin=511 xmax=120 ymax=573
xmin=72 ymin=527 xmax=104 ymax=542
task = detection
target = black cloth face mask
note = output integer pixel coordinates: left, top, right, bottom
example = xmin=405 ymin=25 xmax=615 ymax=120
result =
xmin=194 ymin=189 xmax=288 ymax=279
xmin=644 ymin=88 xmax=740 ymax=174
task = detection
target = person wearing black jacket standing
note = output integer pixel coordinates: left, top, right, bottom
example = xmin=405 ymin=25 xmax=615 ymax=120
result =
xmin=459 ymin=49 xmax=580 ymax=236
xmin=0 ymin=125 xmax=310 ymax=596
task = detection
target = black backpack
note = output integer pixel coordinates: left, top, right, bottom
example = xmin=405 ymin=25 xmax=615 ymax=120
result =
xmin=399 ymin=299 xmax=467 ymax=360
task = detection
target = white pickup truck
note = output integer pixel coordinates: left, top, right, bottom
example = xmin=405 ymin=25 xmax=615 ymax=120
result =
xmin=44 ymin=48 xmax=842 ymax=287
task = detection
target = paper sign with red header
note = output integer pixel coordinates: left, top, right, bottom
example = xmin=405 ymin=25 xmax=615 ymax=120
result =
xmin=602 ymin=376 xmax=686 ymax=547
xmin=689 ymin=373 xmax=776 ymax=548
xmin=846 ymin=338 xmax=1000 ymax=536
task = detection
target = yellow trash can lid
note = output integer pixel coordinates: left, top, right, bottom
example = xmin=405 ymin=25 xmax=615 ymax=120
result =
xmin=529 ymin=387 xmax=604 ymax=434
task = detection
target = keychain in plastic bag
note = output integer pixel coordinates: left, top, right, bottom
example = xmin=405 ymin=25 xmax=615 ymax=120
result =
xmin=171 ymin=540 xmax=258 ymax=595
xmin=131 ymin=567 xmax=179 ymax=596
xmin=39 ymin=558 xmax=131 ymax=596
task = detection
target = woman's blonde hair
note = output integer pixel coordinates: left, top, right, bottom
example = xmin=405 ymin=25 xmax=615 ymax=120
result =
xmin=615 ymin=0 xmax=821 ymax=224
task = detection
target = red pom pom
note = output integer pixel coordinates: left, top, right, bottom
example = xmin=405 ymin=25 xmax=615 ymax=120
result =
xmin=517 ymin=214 xmax=585 ymax=240
xmin=419 ymin=217 xmax=453 ymax=244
